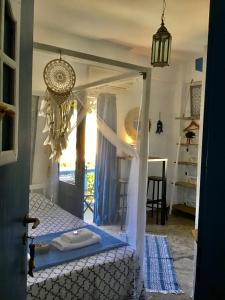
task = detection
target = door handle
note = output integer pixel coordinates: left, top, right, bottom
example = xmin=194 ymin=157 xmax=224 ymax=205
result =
xmin=23 ymin=214 xmax=40 ymax=229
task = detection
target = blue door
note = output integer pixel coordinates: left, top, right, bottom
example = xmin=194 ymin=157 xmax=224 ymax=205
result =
xmin=0 ymin=1 xmax=34 ymax=299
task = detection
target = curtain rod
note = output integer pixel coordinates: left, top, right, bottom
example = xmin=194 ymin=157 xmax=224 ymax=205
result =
xmin=33 ymin=42 xmax=150 ymax=74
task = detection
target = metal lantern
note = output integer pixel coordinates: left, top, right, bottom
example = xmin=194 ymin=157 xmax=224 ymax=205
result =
xmin=151 ymin=0 xmax=172 ymax=67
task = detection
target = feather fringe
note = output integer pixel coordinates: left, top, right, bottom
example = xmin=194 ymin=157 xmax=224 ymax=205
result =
xmin=40 ymin=89 xmax=76 ymax=161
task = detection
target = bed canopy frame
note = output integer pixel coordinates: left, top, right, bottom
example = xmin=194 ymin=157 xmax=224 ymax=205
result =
xmin=33 ymin=41 xmax=152 ymax=268
xmin=33 ymin=71 xmax=139 ymax=97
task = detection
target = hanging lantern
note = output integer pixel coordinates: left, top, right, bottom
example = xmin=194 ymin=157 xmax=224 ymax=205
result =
xmin=151 ymin=0 xmax=172 ymax=67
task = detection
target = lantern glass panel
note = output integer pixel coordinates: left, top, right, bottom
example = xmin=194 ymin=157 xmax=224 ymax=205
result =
xmin=151 ymin=39 xmax=156 ymax=64
xmin=156 ymin=39 xmax=159 ymax=61
xmin=160 ymin=40 xmax=165 ymax=62
xmin=164 ymin=39 xmax=168 ymax=62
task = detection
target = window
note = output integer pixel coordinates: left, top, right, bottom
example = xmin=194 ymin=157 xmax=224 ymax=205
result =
xmin=59 ymin=106 xmax=97 ymax=186
xmin=59 ymin=112 xmax=77 ymax=182
xmin=0 ymin=0 xmax=20 ymax=165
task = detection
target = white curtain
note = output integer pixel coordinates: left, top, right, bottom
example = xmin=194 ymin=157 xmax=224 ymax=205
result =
xmin=124 ymin=76 xmax=150 ymax=296
xmin=96 ymin=117 xmax=137 ymax=158
xmin=46 ymin=162 xmax=59 ymax=202
xmin=31 ymin=96 xmax=59 ymax=202
xmin=125 ymin=158 xmax=140 ymax=247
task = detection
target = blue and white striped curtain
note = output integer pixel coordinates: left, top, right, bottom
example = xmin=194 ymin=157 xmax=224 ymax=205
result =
xmin=94 ymin=93 xmax=118 ymax=225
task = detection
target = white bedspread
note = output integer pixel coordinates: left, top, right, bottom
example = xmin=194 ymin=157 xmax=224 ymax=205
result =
xmin=27 ymin=193 xmax=144 ymax=300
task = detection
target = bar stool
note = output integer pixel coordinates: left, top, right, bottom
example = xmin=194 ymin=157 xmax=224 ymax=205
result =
xmin=146 ymin=175 xmax=167 ymax=225
xmin=116 ymin=156 xmax=131 ymax=231
xmin=118 ymin=179 xmax=128 ymax=231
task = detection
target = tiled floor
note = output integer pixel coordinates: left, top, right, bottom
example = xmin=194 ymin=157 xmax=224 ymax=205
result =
xmin=145 ymin=212 xmax=195 ymax=300
xmin=85 ymin=208 xmax=195 ymax=300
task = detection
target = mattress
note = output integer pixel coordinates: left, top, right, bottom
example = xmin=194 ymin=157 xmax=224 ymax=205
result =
xmin=27 ymin=193 xmax=144 ymax=300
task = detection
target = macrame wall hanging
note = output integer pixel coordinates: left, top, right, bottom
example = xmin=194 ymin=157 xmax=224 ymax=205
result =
xmin=40 ymin=56 xmax=76 ymax=161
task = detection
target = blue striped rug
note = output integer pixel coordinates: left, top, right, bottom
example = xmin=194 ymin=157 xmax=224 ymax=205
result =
xmin=144 ymin=234 xmax=183 ymax=294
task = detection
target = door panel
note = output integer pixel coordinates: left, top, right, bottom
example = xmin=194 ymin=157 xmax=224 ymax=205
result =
xmin=0 ymin=1 xmax=34 ymax=299
xmin=194 ymin=1 xmax=225 ymax=299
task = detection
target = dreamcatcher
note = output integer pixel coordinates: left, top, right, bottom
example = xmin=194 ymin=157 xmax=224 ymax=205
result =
xmin=40 ymin=57 xmax=76 ymax=161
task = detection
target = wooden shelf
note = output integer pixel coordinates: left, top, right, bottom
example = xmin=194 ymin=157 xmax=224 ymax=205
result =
xmin=178 ymin=161 xmax=197 ymax=166
xmin=175 ymin=116 xmax=200 ymax=120
xmin=173 ymin=203 xmax=196 ymax=216
xmin=177 ymin=143 xmax=198 ymax=146
xmin=175 ymin=181 xmax=196 ymax=189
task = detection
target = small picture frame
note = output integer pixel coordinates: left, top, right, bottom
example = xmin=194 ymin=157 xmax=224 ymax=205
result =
xmin=190 ymin=81 xmax=202 ymax=118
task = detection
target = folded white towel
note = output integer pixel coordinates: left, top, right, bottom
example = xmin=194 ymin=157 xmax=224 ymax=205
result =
xmin=51 ymin=232 xmax=101 ymax=251
xmin=61 ymin=228 xmax=93 ymax=244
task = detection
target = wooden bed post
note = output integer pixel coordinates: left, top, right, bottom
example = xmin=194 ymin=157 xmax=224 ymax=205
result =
xmin=136 ymin=70 xmax=151 ymax=265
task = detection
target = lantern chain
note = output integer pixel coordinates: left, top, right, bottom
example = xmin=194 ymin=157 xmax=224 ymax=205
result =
xmin=161 ymin=0 xmax=166 ymax=24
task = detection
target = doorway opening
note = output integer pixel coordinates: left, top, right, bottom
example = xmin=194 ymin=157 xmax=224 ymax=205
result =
xmin=145 ymin=67 xmax=205 ymax=298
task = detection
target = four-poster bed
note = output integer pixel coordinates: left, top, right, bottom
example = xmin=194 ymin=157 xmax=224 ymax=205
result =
xmin=29 ymin=42 xmax=151 ymax=299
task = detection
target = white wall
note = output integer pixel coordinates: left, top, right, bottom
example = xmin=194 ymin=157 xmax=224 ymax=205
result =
xmin=147 ymin=57 xmax=203 ymax=206
xmin=147 ymin=64 xmax=182 ymax=203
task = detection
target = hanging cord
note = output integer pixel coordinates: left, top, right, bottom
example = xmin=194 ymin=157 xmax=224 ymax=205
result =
xmin=161 ymin=0 xmax=166 ymax=24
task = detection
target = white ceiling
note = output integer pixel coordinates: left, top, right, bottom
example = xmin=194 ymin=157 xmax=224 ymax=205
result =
xmin=34 ymin=0 xmax=210 ymax=59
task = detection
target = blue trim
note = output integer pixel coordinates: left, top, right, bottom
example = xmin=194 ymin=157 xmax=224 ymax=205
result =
xmin=195 ymin=57 xmax=203 ymax=72
xmin=194 ymin=2 xmax=225 ymax=299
